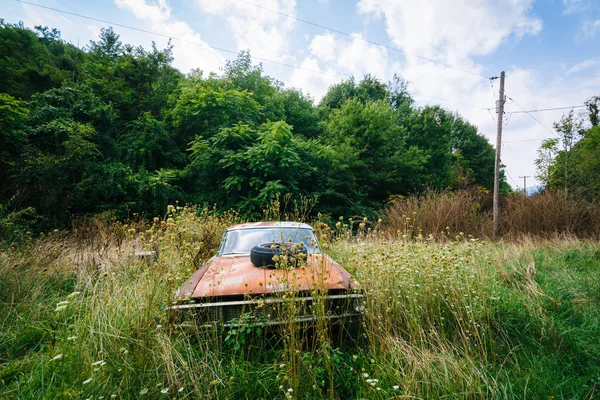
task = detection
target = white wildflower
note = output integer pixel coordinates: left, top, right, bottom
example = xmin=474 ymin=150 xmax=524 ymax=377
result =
xmin=83 ymin=378 xmax=92 ymax=385
xmin=393 ymin=385 xmax=400 ymax=390
xmin=160 ymin=387 xmax=169 ymax=394
xmin=91 ymin=360 xmax=105 ymax=366
xmin=50 ymin=354 xmax=63 ymax=361
xmin=56 ymin=301 xmax=70 ymax=307
xmin=54 ymin=305 xmax=67 ymax=312
xmin=67 ymin=291 xmax=81 ymax=298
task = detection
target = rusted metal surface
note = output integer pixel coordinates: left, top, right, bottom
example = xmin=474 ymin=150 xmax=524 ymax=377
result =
xmin=174 ymin=222 xmax=359 ymax=304
xmin=175 ymin=263 xmax=210 ymax=300
xmin=190 ymin=254 xmax=352 ymax=298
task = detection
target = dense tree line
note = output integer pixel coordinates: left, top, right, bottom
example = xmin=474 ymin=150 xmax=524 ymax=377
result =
xmin=0 ymin=21 xmax=503 ymax=232
xmin=535 ymin=97 xmax=600 ymax=200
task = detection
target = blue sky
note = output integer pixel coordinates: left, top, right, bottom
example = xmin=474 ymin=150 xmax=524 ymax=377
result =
xmin=3 ymin=0 xmax=600 ymax=189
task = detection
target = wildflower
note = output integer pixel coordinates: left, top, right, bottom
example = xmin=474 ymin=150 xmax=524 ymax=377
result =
xmin=160 ymin=388 xmax=169 ymax=394
xmin=287 ymin=388 xmax=293 ymax=393
xmin=362 ymin=373 xmax=369 ymax=378
xmin=50 ymin=354 xmax=63 ymax=361
xmin=67 ymin=291 xmax=81 ymax=298
xmin=167 ymin=205 xmax=175 ymax=212
xmin=393 ymin=385 xmax=400 ymax=390
xmin=54 ymin=305 xmax=67 ymax=312
xmin=139 ymin=388 xmax=149 ymax=395
xmin=156 ymin=324 xmax=162 ymax=329
xmin=56 ymin=301 xmax=69 ymax=307
xmin=83 ymin=378 xmax=92 ymax=385
xmin=178 ymin=387 xmax=184 ymax=392
xmin=91 ymin=360 xmax=105 ymax=367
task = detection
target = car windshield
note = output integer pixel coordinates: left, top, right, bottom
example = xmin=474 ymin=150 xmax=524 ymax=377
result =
xmin=218 ymin=227 xmax=321 ymax=255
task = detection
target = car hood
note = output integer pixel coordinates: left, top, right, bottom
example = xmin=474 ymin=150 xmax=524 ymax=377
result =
xmin=177 ymin=254 xmax=355 ymax=299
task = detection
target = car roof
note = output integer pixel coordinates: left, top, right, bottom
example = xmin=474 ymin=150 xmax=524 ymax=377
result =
xmin=226 ymin=221 xmax=313 ymax=231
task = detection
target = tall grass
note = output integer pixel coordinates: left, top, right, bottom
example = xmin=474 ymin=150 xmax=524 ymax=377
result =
xmin=383 ymin=188 xmax=600 ymax=240
xmin=1 ymin=207 xmax=599 ymax=398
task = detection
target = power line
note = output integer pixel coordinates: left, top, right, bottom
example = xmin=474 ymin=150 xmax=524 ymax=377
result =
xmin=13 ymin=0 xmax=494 ymax=111
xmin=488 ymin=104 xmax=586 ymax=113
xmin=507 ymin=96 xmax=559 ymax=138
xmin=14 ymin=0 xmax=346 ymax=80
xmin=505 ymin=169 xmax=519 ymax=188
xmin=411 ymin=93 xmax=488 ymax=109
xmin=503 ymin=138 xmax=548 ymax=143
xmin=509 ymin=105 xmax=586 ymax=114
xmin=234 ymin=0 xmax=491 ymax=80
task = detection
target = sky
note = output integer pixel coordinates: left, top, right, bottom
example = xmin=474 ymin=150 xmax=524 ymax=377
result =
xmin=3 ymin=0 xmax=600 ymax=190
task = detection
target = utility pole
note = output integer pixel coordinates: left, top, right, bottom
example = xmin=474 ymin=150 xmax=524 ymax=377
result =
xmin=493 ymin=71 xmax=505 ymax=239
xmin=519 ymin=175 xmax=531 ymax=196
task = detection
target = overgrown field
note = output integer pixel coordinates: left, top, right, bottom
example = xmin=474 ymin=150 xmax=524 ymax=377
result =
xmin=1 ymin=209 xmax=599 ymax=399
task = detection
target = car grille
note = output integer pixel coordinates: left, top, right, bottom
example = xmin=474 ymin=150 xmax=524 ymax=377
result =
xmin=175 ymin=291 xmax=363 ymax=327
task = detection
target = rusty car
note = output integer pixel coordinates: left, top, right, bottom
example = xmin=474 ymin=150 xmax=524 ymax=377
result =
xmin=171 ymin=221 xmax=363 ymax=328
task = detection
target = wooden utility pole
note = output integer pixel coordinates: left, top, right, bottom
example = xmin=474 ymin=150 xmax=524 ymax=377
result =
xmin=493 ymin=71 xmax=505 ymax=238
xmin=519 ymin=175 xmax=531 ymax=195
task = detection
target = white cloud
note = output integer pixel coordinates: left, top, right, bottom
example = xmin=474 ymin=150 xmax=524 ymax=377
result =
xmin=287 ymin=57 xmax=339 ymax=100
xmin=566 ymin=58 xmax=600 ymax=75
xmin=114 ymin=0 xmax=225 ymax=74
xmin=357 ymin=0 xmax=542 ymax=60
xmin=309 ymin=32 xmax=336 ymax=63
xmin=581 ymin=19 xmax=600 ymax=38
xmin=563 ymin=0 xmax=591 ymax=14
xmin=288 ymin=32 xmax=402 ymax=100
xmin=196 ymin=0 xmax=296 ymax=61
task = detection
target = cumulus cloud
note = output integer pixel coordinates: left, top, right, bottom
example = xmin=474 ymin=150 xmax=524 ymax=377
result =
xmin=287 ymin=57 xmax=340 ymax=100
xmin=114 ymin=0 xmax=225 ymax=74
xmin=288 ymin=32 xmax=402 ymax=100
xmin=196 ymin=0 xmax=296 ymax=61
xmin=357 ymin=0 xmax=542 ymax=60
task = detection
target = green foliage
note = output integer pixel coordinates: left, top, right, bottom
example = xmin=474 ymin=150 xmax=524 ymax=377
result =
xmin=449 ymin=115 xmax=496 ymax=190
xmin=0 ymin=20 xmax=84 ymax=99
xmin=188 ymin=121 xmax=327 ymax=214
xmin=0 ymin=21 xmax=505 ymax=230
xmin=536 ymin=108 xmax=600 ymax=200
xmin=322 ymin=98 xmax=426 ymax=215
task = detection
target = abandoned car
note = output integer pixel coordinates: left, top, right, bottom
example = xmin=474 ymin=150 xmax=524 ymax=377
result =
xmin=171 ymin=222 xmax=363 ymax=327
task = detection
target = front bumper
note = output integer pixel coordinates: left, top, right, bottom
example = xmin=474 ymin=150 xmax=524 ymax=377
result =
xmin=170 ymin=293 xmax=364 ymax=328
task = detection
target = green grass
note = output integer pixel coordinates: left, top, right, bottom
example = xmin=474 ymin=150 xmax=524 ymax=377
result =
xmin=1 ymin=210 xmax=599 ymax=399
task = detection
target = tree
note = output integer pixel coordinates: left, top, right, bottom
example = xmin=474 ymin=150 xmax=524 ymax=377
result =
xmin=0 ymin=93 xmax=29 ymax=201
xmin=405 ymin=106 xmax=454 ymax=190
xmin=0 ymin=20 xmax=84 ymax=98
xmin=449 ymin=115 xmax=496 ymax=190
xmin=319 ymin=75 xmax=388 ymax=111
xmin=187 ymin=121 xmax=327 ymax=215
xmin=322 ymin=98 xmax=426 ymax=215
